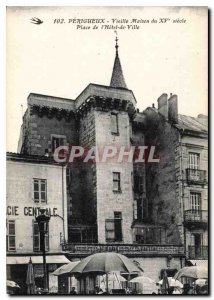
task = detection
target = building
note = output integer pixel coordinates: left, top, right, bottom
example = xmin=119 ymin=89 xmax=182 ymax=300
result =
xmin=143 ymin=94 xmax=208 ymax=268
xmin=6 ymin=152 xmax=69 ymax=293
xmin=11 ymin=39 xmax=208 ymax=292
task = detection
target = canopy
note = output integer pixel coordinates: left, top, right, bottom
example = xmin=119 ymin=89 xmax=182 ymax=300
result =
xmin=52 ymin=261 xmax=80 ymax=276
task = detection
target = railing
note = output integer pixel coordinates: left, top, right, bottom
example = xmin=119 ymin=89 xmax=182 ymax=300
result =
xmin=188 ymin=246 xmax=208 ymax=259
xmin=133 ymin=225 xmax=166 ymax=244
xmin=186 ymin=169 xmax=207 ymax=185
xmin=184 ymin=210 xmax=208 ymax=223
xmin=62 ymin=243 xmax=185 ymax=257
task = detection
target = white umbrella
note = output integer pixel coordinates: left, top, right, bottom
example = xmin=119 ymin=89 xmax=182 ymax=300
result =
xmin=6 ymin=280 xmax=20 ymax=288
xmin=158 ymin=277 xmax=183 ymax=288
xmin=130 ymin=276 xmax=158 ymax=294
xmin=26 ymin=258 xmax=36 ymax=294
xmin=130 ymin=276 xmax=155 ymax=285
xmin=195 ymin=279 xmax=208 ymax=286
xmin=174 ymin=266 xmax=208 ymax=280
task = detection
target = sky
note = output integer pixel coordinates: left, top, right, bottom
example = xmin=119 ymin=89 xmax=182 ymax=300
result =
xmin=6 ymin=6 xmax=208 ymax=152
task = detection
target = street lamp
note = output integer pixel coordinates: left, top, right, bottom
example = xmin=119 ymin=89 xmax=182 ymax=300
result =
xmin=36 ymin=208 xmax=50 ymax=294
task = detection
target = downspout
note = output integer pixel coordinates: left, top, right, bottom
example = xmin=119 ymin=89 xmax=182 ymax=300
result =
xmin=179 ymin=129 xmax=186 ymax=263
xmin=62 ymin=165 xmax=65 ymax=243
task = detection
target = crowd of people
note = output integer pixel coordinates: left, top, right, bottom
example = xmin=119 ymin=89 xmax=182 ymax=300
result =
xmin=66 ymin=282 xmax=208 ymax=295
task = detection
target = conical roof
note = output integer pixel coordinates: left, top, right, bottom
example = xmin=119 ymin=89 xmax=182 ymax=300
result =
xmin=110 ymin=38 xmax=127 ymax=89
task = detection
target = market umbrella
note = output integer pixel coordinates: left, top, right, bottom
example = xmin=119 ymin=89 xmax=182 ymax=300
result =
xmin=52 ymin=261 xmax=80 ymax=276
xmin=174 ymin=266 xmax=208 ymax=280
xmin=69 ymin=252 xmax=141 ymax=275
xmin=130 ymin=276 xmax=158 ymax=294
xmin=130 ymin=276 xmax=155 ymax=285
xmin=158 ymin=277 xmax=183 ymax=288
xmin=26 ymin=257 xmax=36 ymax=294
xmin=195 ymin=278 xmax=208 ymax=286
xmin=6 ymin=280 xmax=20 ymax=289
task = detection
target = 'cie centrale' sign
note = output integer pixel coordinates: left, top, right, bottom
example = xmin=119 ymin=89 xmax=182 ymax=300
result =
xmin=6 ymin=206 xmax=58 ymax=217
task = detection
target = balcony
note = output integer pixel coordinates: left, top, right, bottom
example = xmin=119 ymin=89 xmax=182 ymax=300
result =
xmin=184 ymin=210 xmax=208 ymax=229
xmin=62 ymin=243 xmax=185 ymax=258
xmin=186 ymin=169 xmax=207 ymax=185
xmin=132 ymin=224 xmax=166 ymax=244
xmin=188 ymin=246 xmax=208 ymax=260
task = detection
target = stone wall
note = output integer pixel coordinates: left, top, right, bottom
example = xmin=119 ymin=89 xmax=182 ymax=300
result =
xmin=95 ymin=110 xmax=134 ymax=243
xmin=143 ymin=108 xmax=182 ymax=245
xmin=132 ymin=256 xmax=182 ymax=282
xmin=77 ymin=110 xmax=97 ymax=224
xmin=23 ymin=111 xmax=78 ymax=156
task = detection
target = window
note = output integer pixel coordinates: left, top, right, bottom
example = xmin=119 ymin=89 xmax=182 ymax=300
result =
xmin=133 ymin=200 xmax=138 ymax=220
xmin=114 ymin=212 xmax=123 ymax=242
xmin=33 ymin=179 xmax=47 ymax=203
xmin=134 ymin=175 xmax=143 ymax=193
xmin=190 ymin=192 xmax=201 ymax=212
xmin=33 ymin=221 xmax=49 ymax=252
xmin=7 ymin=220 xmax=16 ymax=251
xmin=105 ymin=212 xmax=123 ymax=242
xmin=189 ymin=153 xmax=200 ymax=169
xmin=51 ymin=135 xmax=66 ymax=153
xmin=142 ymin=197 xmax=148 ymax=219
xmin=133 ymin=198 xmax=142 ymax=220
xmin=111 ymin=113 xmax=119 ymax=135
xmin=113 ymin=172 xmax=121 ymax=192
xmin=105 ymin=219 xmax=115 ymax=242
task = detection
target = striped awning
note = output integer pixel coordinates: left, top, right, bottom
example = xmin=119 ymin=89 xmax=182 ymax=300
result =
xmin=6 ymin=255 xmax=70 ymax=265
xmin=189 ymin=260 xmax=208 ymax=268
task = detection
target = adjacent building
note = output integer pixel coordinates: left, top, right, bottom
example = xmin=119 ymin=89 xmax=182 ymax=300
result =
xmin=6 ymin=152 xmax=69 ymax=293
xmin=143 ymin=94 xmax=208 ymax=267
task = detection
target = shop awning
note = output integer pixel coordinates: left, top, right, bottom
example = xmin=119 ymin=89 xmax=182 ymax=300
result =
xmin=6 ymin=255 xmax=70 ymax=265
xmin=189 ymin=260 xmax=208 ymax=268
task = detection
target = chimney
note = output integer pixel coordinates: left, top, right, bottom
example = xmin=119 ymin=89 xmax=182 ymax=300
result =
xmin=157 ymin=93 xmax=168 ymax=119
xmin=168 ymin=94 xmax=178 ymax=124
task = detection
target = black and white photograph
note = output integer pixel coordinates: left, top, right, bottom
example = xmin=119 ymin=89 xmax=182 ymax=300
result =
xmin=6 ymin=6 xmax=208 ymax=295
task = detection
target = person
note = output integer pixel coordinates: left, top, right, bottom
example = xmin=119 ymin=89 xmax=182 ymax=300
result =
xmin=200 ymin=285 xmax=208 ymax=294
xmin=182 ymin=283 xmax=191 ymax=295
xmin=70 ymin=287 xmax=77 ymax=295
xmin=98 ymin=288 xmax=104 ymax=294
xmin=187 ymin=286 xmax=194 ymax=294
xmin=94 ymin=285 xmax=102 ymax=295
xmin=168 ymin=287 xmax=174 ymax=294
